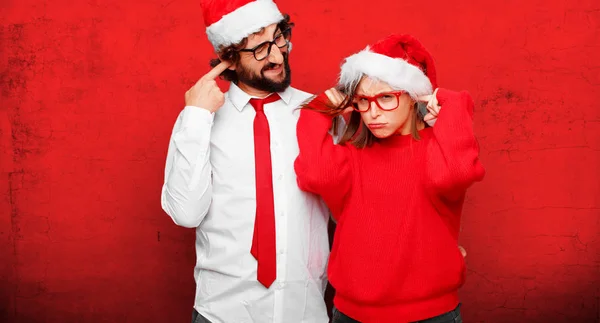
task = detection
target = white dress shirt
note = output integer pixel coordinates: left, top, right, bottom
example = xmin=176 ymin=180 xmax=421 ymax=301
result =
xmin=161 ymin=83 xmax=331 ymax=323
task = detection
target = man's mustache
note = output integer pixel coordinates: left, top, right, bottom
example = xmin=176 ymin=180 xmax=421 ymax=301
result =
xmin=263 ymin=62 xmax=281 ymax=71
xmin=262 ymin=54 xmax=288 ymax=72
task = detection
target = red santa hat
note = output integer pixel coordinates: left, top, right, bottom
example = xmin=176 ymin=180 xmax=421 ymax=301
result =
xmin=338 ymin=34 xmax=437 ymax=99
xmin=201 ymin=0 xmax=284 ymax=51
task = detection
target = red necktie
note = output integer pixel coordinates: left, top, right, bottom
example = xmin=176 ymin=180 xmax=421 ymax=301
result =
xmin=249 ymin=94 xmax=280 ymax=288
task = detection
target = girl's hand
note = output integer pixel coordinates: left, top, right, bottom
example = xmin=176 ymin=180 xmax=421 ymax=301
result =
xmin=417 ymin=88 xmax=441 ymax=125
xmin=325 ymin=88 xmax=353 ymax=118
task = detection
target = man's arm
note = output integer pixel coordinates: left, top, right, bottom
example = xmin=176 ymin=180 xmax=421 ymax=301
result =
xmin=161 ymin=107 xmax=214 ymax=228
xmin=161 ymin=62 xmax=230 ymax=228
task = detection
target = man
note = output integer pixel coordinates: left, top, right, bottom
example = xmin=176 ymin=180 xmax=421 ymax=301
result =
xmin=161 ymin=0 xmax=331 ymax=322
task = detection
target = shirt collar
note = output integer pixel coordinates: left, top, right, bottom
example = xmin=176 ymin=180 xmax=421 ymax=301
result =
xmin=229 ymin=82 xmax=293 ymax=112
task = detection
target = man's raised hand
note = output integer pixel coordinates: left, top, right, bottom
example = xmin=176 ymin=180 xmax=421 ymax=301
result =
xmin=185 ymin=61 xmax=232 ymax=113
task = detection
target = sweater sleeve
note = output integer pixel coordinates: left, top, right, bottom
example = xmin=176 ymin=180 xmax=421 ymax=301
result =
xmin=426 ymin=88 xmax=485 ymax=200
xmin=294 ymin=94 xmax=352 ymax=217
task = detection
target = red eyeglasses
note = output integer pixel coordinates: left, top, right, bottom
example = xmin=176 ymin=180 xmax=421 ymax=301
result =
xmin=352 ymin=91 xmax=406 ymax=112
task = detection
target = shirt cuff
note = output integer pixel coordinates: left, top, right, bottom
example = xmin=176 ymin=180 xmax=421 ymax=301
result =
xmin=181 ymin=106 xmax=214 ymax=129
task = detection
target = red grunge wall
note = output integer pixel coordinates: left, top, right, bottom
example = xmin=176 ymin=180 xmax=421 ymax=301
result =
xmin=1 ymin=0 xmax=598 ymax=322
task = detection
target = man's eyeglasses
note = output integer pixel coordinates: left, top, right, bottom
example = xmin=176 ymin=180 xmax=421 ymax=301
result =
xmin=352 ymin=91 xmax=406 ymax=112
xmin=239 ymin=28 xmax=292 ymax=61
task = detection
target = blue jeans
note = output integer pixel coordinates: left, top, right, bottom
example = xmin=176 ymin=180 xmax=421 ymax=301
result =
xmin=331 ymin=303 xmax=462 ymax=323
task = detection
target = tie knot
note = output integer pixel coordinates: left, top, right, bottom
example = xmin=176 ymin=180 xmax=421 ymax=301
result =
xmin=249 ymin=94 xmax=281 ymax=112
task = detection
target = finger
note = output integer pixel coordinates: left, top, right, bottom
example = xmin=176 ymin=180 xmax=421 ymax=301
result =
xmin=431 ymin=94 xmax=440 ymax=112
xmin=427 ymin=102 xmax=438 ymax=117
xmin=331 ymin=88 xmax=345 ymax=100
xmin=428 ymin=102 xmax=439 ymax=115
xmin=325 ymin=89 xmax=336 ymax=104
xmin=459 ymin=246 xmax=467 ymax=258
xmin=333 ymin=91 xmax=346 ymax=105
xmin=202 ymin=61 xmax=232 ymax=81
xmin=198 ymin=81 xmax=218 ymax=94
xmin=325 ymin=89 xmax=344 ymax=106
xmin=194 ymin=75 xmax=216 ymax=87
xmin=423 ymin=113 xmax=436 ymax=122
xmin=432 ymin=88 xmax=441 ymax=106
xmin=416 ymin=95 xmax=432 ymax=103
xmin=208 ymin=86 xmax=222 ymax=95
xmin=432 ymin=103 xmax=441 ymax=115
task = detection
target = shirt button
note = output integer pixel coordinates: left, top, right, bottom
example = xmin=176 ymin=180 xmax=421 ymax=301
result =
xmin=278 ymin=249 xmax=284 ymax=254
xmin=277 ymin=174 xmax=283 ymax=180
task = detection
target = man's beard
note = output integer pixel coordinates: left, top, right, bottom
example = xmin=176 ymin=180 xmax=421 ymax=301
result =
xmin=236 ymin=54 xmax=291 ymax=93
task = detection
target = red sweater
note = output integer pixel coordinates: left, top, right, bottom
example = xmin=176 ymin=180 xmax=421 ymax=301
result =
xmin=294 ymin=89 xmax=485 ymax=322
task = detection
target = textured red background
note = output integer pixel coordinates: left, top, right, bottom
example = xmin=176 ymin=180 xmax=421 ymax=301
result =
xmin=1 ymin=0 xmax=599 ymax=322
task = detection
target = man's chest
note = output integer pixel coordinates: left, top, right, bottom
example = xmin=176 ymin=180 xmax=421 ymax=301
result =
xmin=209 ymin=104 xmax=300 ymax=187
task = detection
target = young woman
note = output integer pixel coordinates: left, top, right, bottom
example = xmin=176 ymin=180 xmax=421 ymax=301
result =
xmin=294 ymin=34 xmax=485 ymax=323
